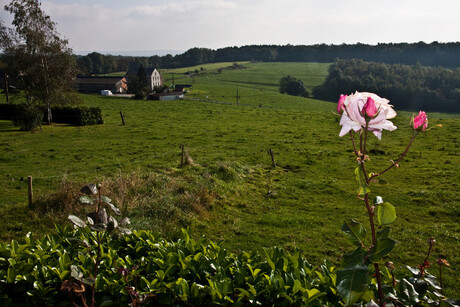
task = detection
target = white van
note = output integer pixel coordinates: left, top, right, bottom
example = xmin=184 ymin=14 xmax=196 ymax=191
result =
xmin=101 ymin=90 xmax=113 ymax=96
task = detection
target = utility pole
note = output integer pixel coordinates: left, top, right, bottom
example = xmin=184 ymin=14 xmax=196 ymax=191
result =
xmin=236 ymin=85 xmax=240 ymax=105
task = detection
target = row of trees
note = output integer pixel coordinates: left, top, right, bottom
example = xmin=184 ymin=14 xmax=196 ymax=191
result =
xmin=0 ymin=0 xmax=81 ymax=124
xmin=76 ymin=42 xmax=460 ymax=75
xmin=313 ymin=59 xmax=460 ymax=113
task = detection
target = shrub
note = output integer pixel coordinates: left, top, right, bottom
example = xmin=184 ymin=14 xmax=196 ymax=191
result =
xmin=279 ymin=76 xmax=309 ymax=98
xmin=51 ymin=106 xmax=103 ymax=126
xmin=0 ymin=104 xmax=103 ymax=126
xmin=12 ymin=103 xmax=43 ymax=131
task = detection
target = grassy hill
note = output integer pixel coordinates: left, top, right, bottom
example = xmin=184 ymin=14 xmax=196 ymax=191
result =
xmin=0 ymin=62 xmax=459 ymax=297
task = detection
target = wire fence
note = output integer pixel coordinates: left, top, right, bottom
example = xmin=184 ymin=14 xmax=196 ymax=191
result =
xmin=30 ymin=148 xmax=179 ymax=181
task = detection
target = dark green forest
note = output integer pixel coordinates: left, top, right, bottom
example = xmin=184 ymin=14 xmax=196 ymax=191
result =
xmin=76 ymin=42 xmax=460 ymax=75
xmin=313 ymin=59 xmax=460 ymax=113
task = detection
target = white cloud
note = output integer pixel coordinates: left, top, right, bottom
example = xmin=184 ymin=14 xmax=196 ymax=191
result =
xmin=2 ymin=0 xmax=459 ymax=52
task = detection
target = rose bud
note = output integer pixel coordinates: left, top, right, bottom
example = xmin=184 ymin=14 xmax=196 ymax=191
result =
xmin=412 ymin=111 xmax=428 ymax=131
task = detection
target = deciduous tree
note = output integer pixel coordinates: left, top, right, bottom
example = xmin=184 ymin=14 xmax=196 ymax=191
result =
xmin=0 ymin=0 xmax=81 ymax=124
xmin=279 ymin=75 xmax=309 ymax=98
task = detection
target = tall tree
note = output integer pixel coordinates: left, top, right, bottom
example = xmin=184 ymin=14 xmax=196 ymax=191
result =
xmin=279 ymin=75 xmax=309 ymax=98
xmin=0 ymin=0 xmax=81 ymax=124
xmin=128 ymin=64 xmax=149 ymax=99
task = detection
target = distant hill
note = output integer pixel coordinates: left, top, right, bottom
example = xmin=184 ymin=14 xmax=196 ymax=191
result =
xmin=74 ymin=50 xmax=184 ymax=57
xmin=75 ymin=42 xmax=460 ymax=75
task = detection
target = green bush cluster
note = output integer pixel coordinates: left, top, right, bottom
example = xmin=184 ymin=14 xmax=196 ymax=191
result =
xmin=0 ymin=104 xmax=19 ymax=120
xmin=1 ymin=226 xmax=456 ymax=306
xmin=51 ymin=106 xmax=104 ymax=126
xmin=11 ymin=104 xmax=44 ymax=131
xmin=0 ymin=226 xmax=336 ymax=306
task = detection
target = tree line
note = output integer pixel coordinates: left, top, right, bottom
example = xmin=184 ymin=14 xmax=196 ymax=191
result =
xmin=313 ymin=59 xmax=460 ymax=113
xmin=75 ymin=42 xmax=460 ymax=75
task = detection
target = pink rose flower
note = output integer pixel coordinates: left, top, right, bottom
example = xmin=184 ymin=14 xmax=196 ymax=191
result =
xmin=339 ymin=92 xmax=397 ymax=140
xmin=337 ymin=94 xmax=347 ymax=114
xmin=413 ymin=111 xmax=428 ymax=131
xmin=361 ymin=97 xmax=379 ymax=118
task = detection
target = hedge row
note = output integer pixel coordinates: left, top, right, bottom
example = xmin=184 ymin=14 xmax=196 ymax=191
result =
xmin=0 ymin=103 xmax=103 ymax=126
xmin=51 ymin=106 xmax=104 ymax=126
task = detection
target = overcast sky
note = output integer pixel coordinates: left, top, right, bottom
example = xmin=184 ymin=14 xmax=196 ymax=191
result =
xmin=1 ymin=0 xmax=459 ymax=55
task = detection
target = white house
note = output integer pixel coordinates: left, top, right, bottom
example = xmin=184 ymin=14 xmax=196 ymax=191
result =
xmin=125 ymin=67 xmax=163 ymax=91
xmin=149 ymin=68 xmax=162 ymax=89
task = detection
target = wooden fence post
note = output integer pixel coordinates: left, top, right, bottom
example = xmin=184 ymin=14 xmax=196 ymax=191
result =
xmin=268 ymin=149 xmax=276 ymax=168
xmin=28 ymin=175 xmax=33 ymax=209
xmin=180 ymin=144 xmax=185 ymax=167
xmin=120 ymin=111 xmax=126 ymax=125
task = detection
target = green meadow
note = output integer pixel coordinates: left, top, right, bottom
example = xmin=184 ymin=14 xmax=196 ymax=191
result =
xmin=0 ymin=62 xmax=459 ymax=297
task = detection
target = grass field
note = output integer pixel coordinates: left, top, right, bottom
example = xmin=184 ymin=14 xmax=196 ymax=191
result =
xmin=1 ymin=62 xmax=459 ymax=297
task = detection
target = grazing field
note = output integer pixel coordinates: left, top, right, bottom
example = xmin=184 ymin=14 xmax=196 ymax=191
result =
xmin=0 ymin=62 xmax=459 ymax=297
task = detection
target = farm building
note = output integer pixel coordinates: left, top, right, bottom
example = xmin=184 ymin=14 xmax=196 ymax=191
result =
xmin=148 ymin=92 xmax=184 ymax=101
xmin=125 ymin=67 xmax=162 ymax=91
xmin=76 ymin=76 xmax=128 ymax=94
xmin=174 ymin=84 xmax=193 ymax=92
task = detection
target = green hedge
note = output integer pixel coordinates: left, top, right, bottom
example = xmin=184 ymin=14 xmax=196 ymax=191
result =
xmin=0 ymin=104 xmax=103 ymax=126
xmin=0 ymin=104 xmax=18 ymax=120
xmin=51 ymin=106 xmax=103 ymax=126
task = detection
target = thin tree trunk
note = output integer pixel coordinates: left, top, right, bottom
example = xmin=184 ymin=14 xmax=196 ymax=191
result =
xmin=42 ymin=57 xmax=52 ymax=124
xmin=4 ymin=71 xmax=9 ymax=103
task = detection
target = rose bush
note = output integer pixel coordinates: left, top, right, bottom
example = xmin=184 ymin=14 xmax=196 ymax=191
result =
xmin=334 ymin=92 xmax=457 ymax=306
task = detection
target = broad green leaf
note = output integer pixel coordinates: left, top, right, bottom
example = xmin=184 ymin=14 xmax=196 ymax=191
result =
xmin=306 ymin=288 xmax=321 ymax=298
xmin=377 ymin=227 xmax=391 ymax=240
xmin=342 ymin=247 xmax=367 ymax=267
xmin=369 ymin=238 xmax=397 ymax=263
xmin=118 ymin=227 xmax=132 ymax=235
xmin=70 ymin=265 xmax=83 ymax=281
xmin=80 ymin=184 xmax=97 ymax=195
xmin=264 ymin=248 xmax=276 ymax=271
xmin=236 ymin=287 xmax=250 ymax=299
xmin=82 ymin=277 xmax=95 ymax=286
xmin=366 ymin=299 xmax=379 ymax=307
xmin=99 ymin=301 xmax=114 ymax=307
xmin=78 ymin=195 xmax=94 ymax=205
xmin=292 ymin=279 xmax=302 ymax=294
xmin=355 ymin=166 xmax=371 ymax=196
xmin=336 ymin=264 xmax=369 ymax=305
xmin=108 ymin=203 xmax=121 ymax=215
xmin=362 ymin=289 xmax=375 ymax=302
xmin=377 ymin=202 xmax=396 ymax=226
xmin=68 ymin=215 xmax=86 ymax=228
xmin=406 ymin=265 xmax=420 ymax=276
xmin=7 ymin=267 xmax=15 ymax=283
xmin=413 ymin=278 xmax=428 ymax=297
xmin=341 ymin=219 xmax=366 ymax=247
xmin=89 ymin=224 xmax=107 ymax=232
xmin=119 ymin=217 xmax=130 ymax=226
xmin=100 ymin=195 xmax=112 ymax=204
xmin=399 ymin=278 xmax=420 ymax=304
xmin=424 ymin=276 xmax=442 ymax=290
